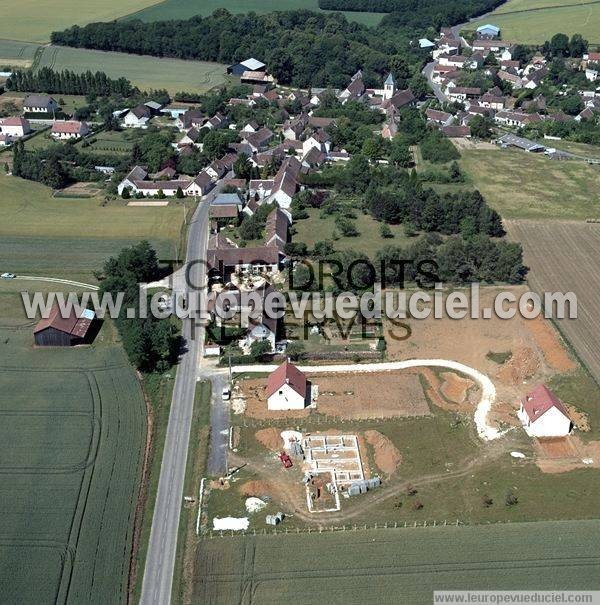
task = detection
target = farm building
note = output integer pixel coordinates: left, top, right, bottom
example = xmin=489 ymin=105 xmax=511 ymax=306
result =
xmin=33 ymin=303 xmax=96 ymax=347
xmin=517 ymin=384 xmax=572 ymax=437
xmin=227 ymin=57 xmax=266 ymax=76
xmin=476 ymin=24 xmax=500 ymax=39
xmin=266 ymin=361 xmax=308 ymax=410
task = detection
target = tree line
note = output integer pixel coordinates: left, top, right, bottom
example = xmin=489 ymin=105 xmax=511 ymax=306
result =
xmin=7 ymin=67 xmax=135 ymax=97
xmin=50 ymin=10 xmax=419 ymax=88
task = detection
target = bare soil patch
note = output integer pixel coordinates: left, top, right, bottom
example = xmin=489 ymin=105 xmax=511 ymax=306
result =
xmin=364 ymin=430 xmax=401 ymax=475
xmin=523 ymin=315 xmax=575 ymax=372
xmin=440 ymin=372 xmax=474 ymax=404
xmin=535 ymin=435 xmax=600 ymax=473
xmin=496 ymin=347 xmax=540 ymax=385
xmin=239 ymin=480 xmax=273 ymax=498
xmin=254 ymin=427 xmax=282 ymax=452
xmin=420 ymin=368 xmax=472 ymax=413
xmin=239 ymin=371 xmax=430 ymax=420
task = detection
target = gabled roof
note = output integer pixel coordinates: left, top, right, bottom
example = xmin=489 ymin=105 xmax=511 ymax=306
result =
xmin=521 ymin=385 xmax=570 ymax=424
xmin=1 ymin=116 xmax=29 ymax=128
xmin=477 ymin=24 xmax=500 ymax=34
xmin=266 ymin=361 xmax=307 ymax=399
xmin=34 ymin=302 xmax=94 ymax=338
xmin=23 ymin=94 xmax=56 ymax=108
xmin=51 ymin=121 xmax=87 ymax=134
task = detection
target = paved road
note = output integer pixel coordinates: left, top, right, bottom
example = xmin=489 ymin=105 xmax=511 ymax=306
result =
xmin=203 ymin=371 xmax=230 ymax=477
xmin=422 ymin=61 xmax=448 ymax=103
xmin=139 ymin=199 xmax=211 ymax=605
xmin=11 ymin=275 xmax=99 ymax=290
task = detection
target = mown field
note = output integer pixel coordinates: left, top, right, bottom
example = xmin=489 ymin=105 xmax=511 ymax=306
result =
xmin=506 ymin=220 xmax=600 ymax=385
xmin=460 ymin=149 xmax=600 ymax=220
xmin=124 ymin=0 xmax=384 ymax=27
xmin=35 ymin=45 xmax=228 ymax=94
xmin=0 ymin=290 xmax=146 ymax=603
xmin=0 ymin=174 xmax=184 ymax=280
xmin=0 ymin=0 xmax=161 ymax=43
xmin=471 ymin=0 xmax=600 ymax=44
xmin=195 ymin=520 xmax=600 ymax=604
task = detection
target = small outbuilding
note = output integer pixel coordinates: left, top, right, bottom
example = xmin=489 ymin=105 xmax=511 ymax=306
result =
xmin=266 ymin=361 xmax=308 ymax=410
xmin=33 ymin=303 xmax=96 ymax=347
xmin=518 ymin=384 xmax=572 ymax=437
xmin=476 ymin=24 xmax=500 ymax=39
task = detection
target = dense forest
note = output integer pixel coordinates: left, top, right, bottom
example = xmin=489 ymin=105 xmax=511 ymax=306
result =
xmin=50 ymin=10 xmax=426 ymax=88
xmin=7 ymin=67 xmax=135 ymax=97
xmin=320 ymin=0 xmax=505 ymax=27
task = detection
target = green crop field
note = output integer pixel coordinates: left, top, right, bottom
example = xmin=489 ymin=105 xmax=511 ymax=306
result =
xmin=124 ymin=0 xmax=384 ymax=27
xmin=35 ymin=45 xmax=228 ymax=94
xmin=0 ymin=39 xmax=41 ymax=68
xmin=0 ymin=1 xmax=162 ymax=43
xmin=0 ymin=174 xmax=185 ymax=280
xmin=0 ymin=294 xmax=146 ymax=603
xmin=471 ymin=0 xmax=600 ymax=44
xmin=195 ymin=520 xmax=600 ymax=604
xmin=460 ymin=149 xmax=600 ymax=219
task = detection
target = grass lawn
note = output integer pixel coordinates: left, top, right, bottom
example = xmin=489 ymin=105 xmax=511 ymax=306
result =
xmin=293 ymin=207 xmax=416 ymax=257
xmin=36 ymin=45 xmax=229 ymax=94
xmin=0 ymin=173 xmax=186 ymax=279
xmin=460 ymin=148 xmax=600 ymax=219
xmin=0 ymin=287 xmax=146 ymax=604
xmin=470 ymin=0 xmax=600 ymax=44
xmin=0 ymin=0 xmax=161 ymax=43
xmin=125 ymin=0 xmax=384 ymax=27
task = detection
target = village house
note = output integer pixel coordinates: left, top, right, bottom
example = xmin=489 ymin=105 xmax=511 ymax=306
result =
xmin=425 ymin=108 xmax=454 ymax=126
xmin=50 ymin=120 xmax=90 ymax=140
xmin=441 ymin=125 xmax=471 ymax=138
xmin=0 ymin=116 xmax=30 ymax=139
xmin=123 ymin=104 xmax=152 ymax=128
xmin=176 ymin=109 xmax=205 ymax=131
xmin=438 ymin=54 xmax=469 ymax=69
xmin=472 ymin=40 xmax=512 ymax=54
xmin=518 ymin=384 xmax=572 ymax=437
xmin=23 ymin=94 xmax=58 ymax=114
xmin=446 ymin=86 xmax=482 ymax=102
xmin=266 ymin=361 xmax=309 ymax=410
xmin=498 ymin=70 xmax=523 ymax=89
xmin=479 ymin=92 xmax=506 ymax=110
xmin=241 ymin=127 xmax=274 ymax=152
xmin=495 ymin=110 xmax=542 ymax=127
xmin=266 ymin=156 xmax=302 ymax=209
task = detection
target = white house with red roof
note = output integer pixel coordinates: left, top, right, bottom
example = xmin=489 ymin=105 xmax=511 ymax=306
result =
xmin=51 ymin=121 xmax=90 ymax=140
xmin=266 ymin=361 xmax=308 ymax=410
xmin=517 ymin=384 xmax=572 ymax=437
xmin=0 ymin=116 xmax=31 ymax=138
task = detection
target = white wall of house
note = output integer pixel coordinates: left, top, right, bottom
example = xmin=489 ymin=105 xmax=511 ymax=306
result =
xmin=518 ymin=406 xmax=571 ymax=437
xmin=268 ymin=383 xmax=306 ymax=410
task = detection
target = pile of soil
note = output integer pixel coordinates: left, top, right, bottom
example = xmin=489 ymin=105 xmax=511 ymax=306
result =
xmin=364 ymin=430 xmax=402 ymax=475
xmin=496 ymin=347 xmax=540 ymax=385
xmin=255 ymin=427 xmax=282 ymax=451
xmin=239 ymin=480 xmax=272 ymax=498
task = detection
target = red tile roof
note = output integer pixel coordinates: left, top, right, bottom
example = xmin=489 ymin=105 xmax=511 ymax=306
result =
xmin=521 ymin=385 xmax=570 ymax=423
xmin=266 ymin=361 xmax=307 ymax=398
xmin=33 ymin=302 xmax=93 ymax=339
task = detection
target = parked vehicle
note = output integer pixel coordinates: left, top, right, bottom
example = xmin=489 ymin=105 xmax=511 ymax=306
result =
xmin=1 ymin=272 xmax=16 ymax=279
xmin=222 ymin=386 xmax=231 ymax=401
xmin=279 ymin=452 xmax=293 ymax=468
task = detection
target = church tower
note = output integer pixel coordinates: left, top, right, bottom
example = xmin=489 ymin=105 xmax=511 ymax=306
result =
xmin=383 ymin=72 xmax=395 ymax=100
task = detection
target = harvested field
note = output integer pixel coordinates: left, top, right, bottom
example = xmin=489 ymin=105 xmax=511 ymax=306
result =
xmin=364 ymin=430 xmax=401 ymax=475
xmin=240 ymin=370 xmax=430 ymax=419
xmin=506 ymin=221 xmax=600 ymax=387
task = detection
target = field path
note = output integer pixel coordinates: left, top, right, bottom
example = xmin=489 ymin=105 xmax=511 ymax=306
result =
xmin=232 ymin=359 xmax=503 ymax=441
xmin=13 ymin=275 xmax=99 ymax=290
